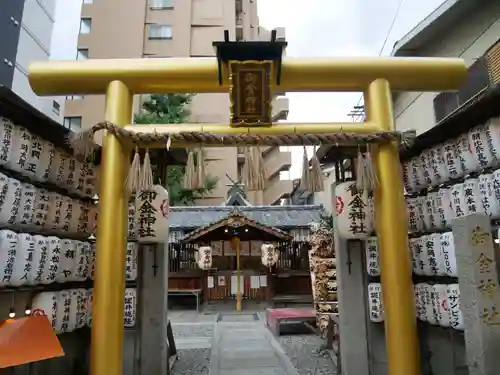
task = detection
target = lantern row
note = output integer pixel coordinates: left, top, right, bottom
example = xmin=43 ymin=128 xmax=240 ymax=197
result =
xmin=0 ymin=232 xmax=138 ymax=288
xmin=368 ymin=282 xmax=463 ymax=330
xmin=0 ymin=116 xmax=100 ymax=199
xmin=402 ymin=117 xmax=500 ymax=194
xmin=405 ymin=172 xmax=500 ymax=234
xmin=0 ymin=172 xmax=99 ymax=238
xmin=366 ymin=233 xmax=457 ymax=277
xmin=29 ymin=287 xmax=137 ymax=335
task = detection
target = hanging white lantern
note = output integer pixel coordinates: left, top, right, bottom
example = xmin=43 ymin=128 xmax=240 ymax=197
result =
xmin=484 ymin=117 xmax=500 ymax=167
xmin=31 ymin=235 xmax=49 ymax=285
xmin=55 ymin=290 xmax=72 ymax=334
xmin=446 ymin=284 xmax=463 ymax=330
xmin=72 ymin=241 xmax=88 ymax=282
xmin=92 ymin=167 xmax=100 ymax=197
xmin=86 ymin=289 xmax=93 ymax=327
xmin=422 ymin=194 xmax=436 ymax=231
xmin=196 ymin=246 xmax=213 ymax=270
xmin=433 ymin=284 xmax=450 ymax=328
xmin=409 ymin=237 xmax=424 ymax=275
xmin=57 ymin=239 xmax=76 ymax=283
xmin=415 ymin=196 xmax=426 ymax=230
xmin=10 ymin=233 xmax=35 ymax=287
xmin=60 ymin=196 xmax=75 ymax=234
xmin=419 ymin=235 xmax=432 ymax=276
xmin=45 ymin=192 xmax=64 ymax=233
xmin=33 ymin=188 xmax=50 ymax=228
xmin=423 ymin=233 xmax=440 ymax=276
xmin=0 ymin=116 xmax=14 ymax=165
xmin=478 ymin=173 xmax=500 ymax=219
xmin=72 ymin=288 xmax=88 ymax=329
xmin=84 ymin=164 xmax=98 ymax=198
xmin=408 ymin=156 xmax=426 ymax=191
xmin=432 ymin=144 xmax=450 ymax=184
xmin=420 ymin=151 xmax=436 ymax=187
xmin=43 ymin=236 xmax=61 ymax=284
xmin=368 ymin=283 xmax=384 ymax=323
xmin=0 ymin=230 xmax=18 ymax=287
xmin=135 ymin=185 xmax=170 ymax=243
xmin=334 ymin=182 xmax=373 ymax=239
xmin=124 ymin=288 xmax=137 ymax=328
xmin=428 ymin=192 xmax=443 ymax=231
xmin=414 ymin=284 xmax=426 ymax=321
xmin=456 ymin=134 xmax=479 ymax=174
xmin=16 ymin=183 xmax=36 ymax=228
xmin=52 ymin=150 xmax=72 ymax=189
xmin=436 ymin=188 xmax=454 ymax=229
xmin=69 ymin=200 xmax=82 ymax=235
xmin=406 ymin=198 xmax=422 ymax=233
xmin=82 ymin=242 xmax=92 ymax=280
xmin=367 ymin=196 xmax=375 ymax=225
xmin=88 ymin=203 xmax=99 ymax=236
xmin=66 ymin=158 xmax=80 ymax=194
xmin=89 ymin=242 xmax=96 ymax=280
xmin=127 ymin=196 xmax=137 ymax=239
xmin=401 ymin=161 xmax=417 ymax=194
xmin=0 ymin=173 xmax=11 ymax=226
xmin=31 ymin=292 xmax=58 ymax=329
xmin=67 ymin=289 xmax=80 ymax=332
xmin=77 ymin=202 xmax=91 ymax=236
xmin=7 ymin=126 xmax=32 ymax=174
xmin=35 ymin=140 xmax=55 ymax=182
xmin=421 ymin=283 xmax=438 ymax=325
xmin=449 ymin=183 xmax=466 ymax=219
xmin=24 ymin=133 xmax=44 ymax=180
xmin=74 ymin=161 xmax=87 ymax=196
xmin=442 ymin=139 xmax=464 ymax=180
xmin=261 ymin=243 xmax=279 ymax=267
xmin=427 ymin=147 xmax=446 ymax=186
xmin=468 ymin=125 xmax=495 ymax=169
xmin=365 ymin=236 xmax=379 ymax=276
xmin=439 ymin=232 xmax=457 ymax=277
xmin=463 ymin=178 xmax=485 ymax=215
xmin=126 ymin=242 xmax=138 ymax=281
xmin=0 ymin=177 xmax=21 ymax=227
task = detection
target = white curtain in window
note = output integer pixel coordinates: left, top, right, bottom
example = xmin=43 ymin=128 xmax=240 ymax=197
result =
xmin=148 ymin=25 xmax=172 ymax=39
xmin=150 ymin=0 xmax=173 ymax=8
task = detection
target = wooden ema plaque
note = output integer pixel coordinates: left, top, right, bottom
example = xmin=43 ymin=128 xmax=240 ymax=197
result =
xmin=229 ymin=60 xmax=273 ymax=126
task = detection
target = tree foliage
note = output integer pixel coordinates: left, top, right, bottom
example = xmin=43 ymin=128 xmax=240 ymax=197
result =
xmin=134 ymin=94 xmax=219 ymax=205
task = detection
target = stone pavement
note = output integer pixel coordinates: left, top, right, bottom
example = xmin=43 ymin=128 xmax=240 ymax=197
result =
xmin=208 ymin=313 xmax=300 ymax=375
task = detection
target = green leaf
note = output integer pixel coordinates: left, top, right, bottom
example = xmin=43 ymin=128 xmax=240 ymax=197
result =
xmin=133 ymin=93 xmax=218 ymax=206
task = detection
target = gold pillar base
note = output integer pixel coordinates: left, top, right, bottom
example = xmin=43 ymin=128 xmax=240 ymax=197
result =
xmin=236 ymin=293 xmax=243 ymax=312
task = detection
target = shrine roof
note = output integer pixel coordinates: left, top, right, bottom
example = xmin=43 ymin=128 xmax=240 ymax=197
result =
xmin=169 ymin=204 xmax=324 ymax=230
xmin=180 ymin=210 xmax=293 ymax=243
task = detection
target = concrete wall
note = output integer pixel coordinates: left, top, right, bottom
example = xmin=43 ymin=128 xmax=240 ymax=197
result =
xmin=394 ymin=1 xmax=500 ymax=135
xmin=11 ymin=0 xmax=64 ymax=124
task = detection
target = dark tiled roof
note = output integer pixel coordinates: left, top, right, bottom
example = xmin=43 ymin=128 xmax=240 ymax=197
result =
xmin=169 ymin=205 xmax=324 ymax=229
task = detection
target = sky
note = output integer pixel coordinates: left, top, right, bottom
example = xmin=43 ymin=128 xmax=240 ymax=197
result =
xmin=50 ymin=0 xmax=446 ymax=178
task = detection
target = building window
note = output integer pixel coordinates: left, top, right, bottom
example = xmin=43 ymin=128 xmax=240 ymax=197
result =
xmin=66 ymin=95 xmax=84 ymax=100
xmin=52 ymin=100 xmax=60 ymax=115
xmin=80 ymin=18 xmax=92 ymax=34
xmin=149 ymin=0 xmax=173 ymax=9
xmin=83 ymin=0 xmax=94 ymax=3
xmin=147 ymin=24 xmax=173 ymax=40
xmin=64 ymin=117 xmax=82 ymax=132
xmin=77 ymin=49 xmax=89 ymax=60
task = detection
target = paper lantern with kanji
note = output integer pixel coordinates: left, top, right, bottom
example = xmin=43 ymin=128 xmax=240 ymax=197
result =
xmin=261 ymin=243 xmax=279 ymax=267
xmin=135 ymin=185 xmax=169 ymax=243
xmin=197 ymin=246 xmax=212 ymax=270
xmin=335 ymin=182 xmax=372 ymax=239
xmin=446 ymin=284 xmax=463 ymax=330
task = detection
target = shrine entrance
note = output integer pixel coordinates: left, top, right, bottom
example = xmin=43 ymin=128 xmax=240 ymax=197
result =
xmin=181 ymin=211 xmax=292 ymax=311
xmin=27 ymin=31 xmax=467 ymax=375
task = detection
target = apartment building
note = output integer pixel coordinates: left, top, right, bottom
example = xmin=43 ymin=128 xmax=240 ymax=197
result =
xmin=65 ymin=0 xmax=292 ymax=205
xmin=392 ymin=0 xmax=500 ymax=134
xmin=0 ymin=0 xmax=64 ymax=123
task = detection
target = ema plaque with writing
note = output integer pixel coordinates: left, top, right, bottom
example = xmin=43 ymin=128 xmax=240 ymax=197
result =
xmin=229 ymin=60 xmax=272 ymax=126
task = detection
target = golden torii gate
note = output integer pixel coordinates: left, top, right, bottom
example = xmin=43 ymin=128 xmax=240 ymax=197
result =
xmin=28 ymin=36 xmax=466 ymax=375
